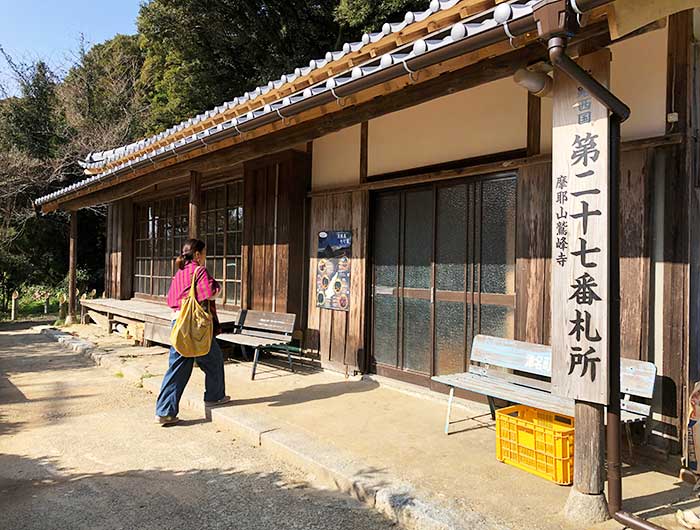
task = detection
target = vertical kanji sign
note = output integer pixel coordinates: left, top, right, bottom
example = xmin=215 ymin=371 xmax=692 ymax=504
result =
xmin=551 ymin=50 xmax=611 ymax=405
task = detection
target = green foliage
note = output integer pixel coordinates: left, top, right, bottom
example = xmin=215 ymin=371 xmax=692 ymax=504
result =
xmin=135 ymin=0 xmax=428 ymax=133
xmin=335 ymin=0 xmax=427 ymax=33
xmin=136 ymin=0 xmax=341 ymax=133
xmin=0 ymin=60 xmax=65 ymax=160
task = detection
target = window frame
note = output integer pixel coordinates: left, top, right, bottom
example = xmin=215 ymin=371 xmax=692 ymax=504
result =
xmin=133 ymin=193 xmax=189 ymax=301
xmin=199 ymin=180 xmax=244 ymax=310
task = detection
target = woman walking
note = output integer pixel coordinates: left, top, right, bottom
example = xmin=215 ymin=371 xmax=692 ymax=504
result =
xmin=155 ymin=239 xmax=230 ymax=426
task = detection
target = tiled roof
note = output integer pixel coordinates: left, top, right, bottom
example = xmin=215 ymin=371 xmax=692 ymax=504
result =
xmin=36 ymin=0 xmax=542 ymax=207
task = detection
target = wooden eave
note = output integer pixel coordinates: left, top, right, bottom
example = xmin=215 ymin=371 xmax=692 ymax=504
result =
xmin=42 ymin=5 xmax=612 ymax=214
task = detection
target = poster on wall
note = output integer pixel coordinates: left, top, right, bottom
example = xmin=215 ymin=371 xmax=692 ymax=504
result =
xmin=316 ymin=230 xmax=352 ymax=312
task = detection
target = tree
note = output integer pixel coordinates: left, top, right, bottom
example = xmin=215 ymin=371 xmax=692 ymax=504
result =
xmin=335 ymin=0 xmax=427 ymax=34
xmin=0 ymin=57 xmax=63 ymax=161
xmin=136 ymin=0 xmax=429 ymax=133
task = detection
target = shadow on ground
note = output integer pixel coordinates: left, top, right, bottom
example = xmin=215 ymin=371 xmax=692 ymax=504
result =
xmin=0 ymin=453 xmax=396 ymax=530
xmin=229 ymin=379 xmax=380 ymax=408
xmin=0 ymin=319 xmax=55 ymax=332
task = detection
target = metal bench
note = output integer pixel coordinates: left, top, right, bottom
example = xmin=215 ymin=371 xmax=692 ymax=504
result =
xmin=217 ymin=310 xmax=296 ymax=380
xmin=432 ymin=335 xmax=656 ymax=441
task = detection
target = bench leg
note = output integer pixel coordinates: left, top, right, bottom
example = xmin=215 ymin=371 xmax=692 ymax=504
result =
xmin=251 ymin=348 xmax=260 ymax=381
xmin=445 ymin=387 xmax=455 ymax=435
xmin=286 ymin=345 xmax=294 ymax=373
xmin=625 ymin=422 xmax=635 ymax=461
xmin=487 ymin=396 xmax=497 ymax=421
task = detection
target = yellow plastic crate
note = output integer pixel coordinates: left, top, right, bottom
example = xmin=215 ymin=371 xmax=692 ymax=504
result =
xmin=496 ymin=405 xmax=575 ymax=485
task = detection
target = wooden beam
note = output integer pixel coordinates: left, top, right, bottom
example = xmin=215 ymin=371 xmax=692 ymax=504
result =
xmin=189 ymin=171 xmax=201 ymax=239
xmin=526 ymin=93 xmax=542 ymax=157
xmin=360 ymin=121 xmax=369 ymax=183
xmin=61 ymin=170 xmax=188 ymax=212
xmin=66 ymin=211 xmax=78 ymax=325
xmin=307 ymin=134 xmax=683 ymax=198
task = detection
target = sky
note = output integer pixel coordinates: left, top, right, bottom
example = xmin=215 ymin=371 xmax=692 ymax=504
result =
xmin=0 ymin=0 xmax=142 ymax=95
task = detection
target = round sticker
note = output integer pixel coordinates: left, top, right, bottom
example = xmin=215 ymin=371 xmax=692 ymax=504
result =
xmin=334 ymin=280 xmax=343 ymax=293
xmin=321 ymin=276 xmax=330 ymax=289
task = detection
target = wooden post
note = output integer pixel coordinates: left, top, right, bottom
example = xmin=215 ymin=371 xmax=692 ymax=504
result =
xmin=10 ymin=291 xmax=18 ymax=321
xmin=189 ymin=171 xmax=201 ymax=239
xmin=66 ymin=211 xmax=78 ymax=325
xmin=359 ymin=121 xmax=369 ymax=183
xmin=551 ymin=50 xmax=612 ymax=524
xmin=58 ymin=293 xmax=67 ymax=321
xmin=527 ymin=93 xmax=542 ymax=157
xmin=574 ymin=402 xmax=606 ymax=492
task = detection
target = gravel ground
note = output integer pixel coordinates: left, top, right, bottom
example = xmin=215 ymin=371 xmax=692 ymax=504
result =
xmin=0 ymin=321 xmax=398 ymax=530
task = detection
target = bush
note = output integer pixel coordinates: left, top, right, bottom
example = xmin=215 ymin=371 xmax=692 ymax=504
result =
xmin=16 ymin=284 xmax=61 ymax=317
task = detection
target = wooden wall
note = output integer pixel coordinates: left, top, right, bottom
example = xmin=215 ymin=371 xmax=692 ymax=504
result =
xmin=515 ymin=162 xmax=552 ymax=345
xmin=242 ymin=150 xmax=309 ymax=322
xmin=305 ymin=191 xmax=369 ymax=374
xmin=104 ymin=198 xmax=134 ymax=300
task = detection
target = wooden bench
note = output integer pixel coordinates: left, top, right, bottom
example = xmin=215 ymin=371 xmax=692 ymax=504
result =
xmin=217 ymin=310 xmax=296 ymax=380
xmin=432 ymin=335 xmax=656 ymax=444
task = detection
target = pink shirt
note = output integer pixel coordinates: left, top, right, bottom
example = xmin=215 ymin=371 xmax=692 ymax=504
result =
xmin=167 ymin=262 xmax=221 ymax=311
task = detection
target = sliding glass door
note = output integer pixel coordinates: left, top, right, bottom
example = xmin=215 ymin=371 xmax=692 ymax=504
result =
xmin=371 ymin=174 xmax=516 ymax=383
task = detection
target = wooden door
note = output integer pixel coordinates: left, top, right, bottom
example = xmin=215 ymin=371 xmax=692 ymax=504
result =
xmin=370 ymin=174 xmax=517 ymax=385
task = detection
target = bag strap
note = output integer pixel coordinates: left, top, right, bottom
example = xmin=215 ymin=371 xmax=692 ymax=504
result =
xmin=189 ymin=266 xmax=203 ymax=299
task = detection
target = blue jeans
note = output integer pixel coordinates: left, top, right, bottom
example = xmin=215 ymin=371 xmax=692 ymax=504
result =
xmin=155 ymin=330 xmax=226 ymax=417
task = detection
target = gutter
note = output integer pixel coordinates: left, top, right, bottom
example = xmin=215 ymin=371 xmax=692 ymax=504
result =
xmin=534 ymin=2 xmax=662 ymax=529
xmin=36 ymin=0 xmax=616 ymax=210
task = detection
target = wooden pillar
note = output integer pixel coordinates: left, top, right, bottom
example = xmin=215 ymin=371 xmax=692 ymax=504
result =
xmin=664 ymin=10 xmax=695 ymax=459
xmin=360 ymin=121 xmax=369 ymax=183
xmin=551 ymin=50 xmax=612 ymax=524
xmin=574 ymin=403 xmax=606 ymax=493
xmin=189 ymin=171 xmax=201 ymax=239
xmin=66 ymin=210 xmax=78 ymax=325
xmin=10 ymin=291 xmax=18 ymax=321
xmin=526 ymin=93 xmax=542 ymax=157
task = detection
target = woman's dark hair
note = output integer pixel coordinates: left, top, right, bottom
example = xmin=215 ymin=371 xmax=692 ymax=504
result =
xmin=175 ymin=239 xmax=206 ymax=270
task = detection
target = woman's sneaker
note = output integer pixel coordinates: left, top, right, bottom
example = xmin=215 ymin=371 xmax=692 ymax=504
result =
xmin=204 ymin=395 xmax=231 ymax=407
xmin=156 ymin=415 xmax=180 ymax=426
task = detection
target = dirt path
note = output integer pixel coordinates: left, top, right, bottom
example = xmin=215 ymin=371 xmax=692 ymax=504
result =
xmin=0 ymin=322 xmax=398 ymax=530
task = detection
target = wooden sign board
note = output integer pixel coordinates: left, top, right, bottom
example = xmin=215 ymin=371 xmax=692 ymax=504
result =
xmin=551 ymin=50 xmax=611 ymax=405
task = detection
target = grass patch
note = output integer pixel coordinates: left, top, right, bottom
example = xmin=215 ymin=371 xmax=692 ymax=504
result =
xmin=114 ymin=371 xmax=124 ymax=378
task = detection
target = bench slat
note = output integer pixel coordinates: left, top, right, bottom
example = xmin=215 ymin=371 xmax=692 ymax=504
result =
xmin=471 ymin=335 xmax=551 ymax=378
xmin=217 ymin=333 xmax=289 ymax=348
xmin=434 ymin=373 xmax=574 ymax=416
xmin=470 ymin=335 xmax=656 ymax=399
xmin=620 ymin=359 xmax=656 ymax=399
xmin=433 ymin=373 xmax=648 ymax=423
xmin=240 ymin=329 xmax=292 ymax=342
xmin=471 ymin=365 xmax=552 ymax=393
xmin=621 ymin=399 xmax=651 ymax=418
xmin=239 ymin=310 xmax=296 ymax=333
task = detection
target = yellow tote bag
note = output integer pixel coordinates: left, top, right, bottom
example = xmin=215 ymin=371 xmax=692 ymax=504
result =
xmin=170 ymin=266 xmax=213 ymax=357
